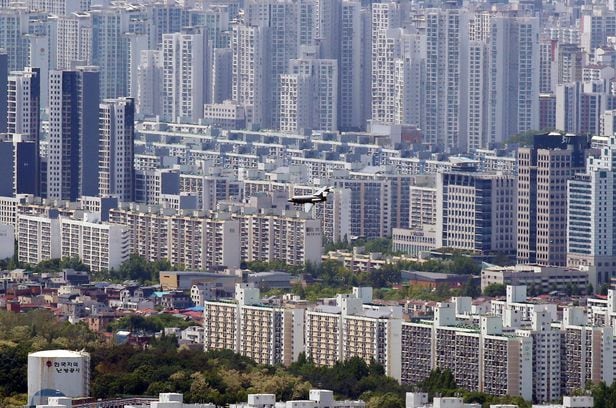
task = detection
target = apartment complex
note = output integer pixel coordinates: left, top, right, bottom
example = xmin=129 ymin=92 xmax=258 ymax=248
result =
xmin=567 ymin=135 xmax=616 ymax=287
xmin=109 ymin=205 xmax=240 ymax=270
xmin=401 ymin=305 xmax=533 ymax=400
xmin=204 ymin=284 xmax=304 ymax=366
xmin=60 ymin=213 xmax=130 ymax=271
xmin=17 ymin=211 xmax=129 ymax=271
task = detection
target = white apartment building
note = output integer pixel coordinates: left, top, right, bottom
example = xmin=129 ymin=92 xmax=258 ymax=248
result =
xmin=203 ymin=101 xmax=247 ymax=129
xmin=567 ymin=136 xmax=616 ymax=287
xmin=17 ymin=213 xmax=61 ymax=265
xmin=339 ymin=0 xmax=363 ymax=131
xmin=0 ymin=7 xmax=31 ymax=72
xmin=280 ymin=49 xmax=338 ymax=132
xmin=401 ymin=303 xmax=533 ymax=401
xmin=245 ymin=0 xmax=298 ymax=129
xmin=204 ymin=284 xmax=305 ymax=366
xmin=7 ymin=67 xmax=40 ymax=144
xmin=487 ymin=15 xmax=540 ymax=145
xmin=60 ymin=213 xmax=130 ymax=272
xmin=237 ymin=210 xmax=322 ymax=266
xmin=230 ymin=23 xmax=268 ymax=128
xmin=305 ymin=289 xmax=402 ymax=381
xmin=162 ymin=29 xmax=209 ymax=123
xmin=136 ymin=50 xmax=163 ymax=119
xmin=371 ymin=3 xmax=400 ymax=125
xmin=54 ymin=13 xmax=92 ymax=71
xmin=0 ymin=195 xmax=33 ymax=230
xmin=109 ymin=205 xmax=241 ymax=270
xmin=423 ymin=8 xmax=468 ymax=150
xmin=560 ymin=307 xmax=614 ymax=395
xmin=99 ymin=97 xmax=135 ymax=202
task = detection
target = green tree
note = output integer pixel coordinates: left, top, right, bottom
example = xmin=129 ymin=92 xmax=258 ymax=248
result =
xmin=417 ymin=368 xmax=457 ymax=396
xmin=460 ymin=279 xmax=481 ymax=298
xmin=483 ymin=283 xmax=506 ymax=297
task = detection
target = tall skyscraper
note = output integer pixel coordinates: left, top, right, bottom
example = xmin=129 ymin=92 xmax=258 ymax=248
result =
xmin=371 ymin=2 xmax=400 ymax=124
xmin=91 ymin=8 xmax=127 ymax=99
xmin=91 ymin=5 xmax=148 ymax=99
xmin=338 ymin=0 xmax=363 ymax=131
xmin=99 ymin=98 xmax=135 ymax=202
xmin=162 ymin=29 xmax=209 ymax=123
xmin=0 ymin=52 xmax=7 ymax=134
xmin=54 ymin=13 xmax=93 ymax=71
xmin=246 ymin=0 xmax=298 ymax=129
xmin=211 ymin=48 xmax=233 ymax=104
xmin=423 ymin=8 xmax=469 ymax=151
xmin=567 ymin=136 xmax=616 ymax=287
xmin=47 ymin=67 xmax=100 ymax=201
xmin=7 ymin=67 xmax=40 ymax=196
xmin=231 ymin=23 xmax=269 ymax=128
xmin=517 ymin=133 xmax=589 ymax=266
xmin=136 ymin=50 xmax=163 ymax=120
xmin=280 ymin=47 xmax=338 ymax=133
xmin=487 ymin=15 xmax=540 ymax=145
xmin=0 ymin=7 xmax=30 ymax=72
xmin=0 ymin=134 xmax=38 ymax=196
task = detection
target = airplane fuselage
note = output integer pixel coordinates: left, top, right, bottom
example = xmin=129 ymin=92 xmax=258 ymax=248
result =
xmin=288 ymin=196 xmax=324 ymax=204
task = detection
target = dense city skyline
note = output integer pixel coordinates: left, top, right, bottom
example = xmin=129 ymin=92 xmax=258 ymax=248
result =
xmin=4 ymin=0 xmax=616 ymax=406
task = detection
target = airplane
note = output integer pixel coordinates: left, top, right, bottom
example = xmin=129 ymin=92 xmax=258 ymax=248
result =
xmin=288 ymin=186 xmax=333 ymax=212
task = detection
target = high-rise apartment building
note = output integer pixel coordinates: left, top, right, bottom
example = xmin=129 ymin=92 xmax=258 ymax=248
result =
xmin=7 ymin=67 xmax=40 ymax=143
xmin=211 ymin=48 xmax=233 ymax=104
xmin=230 ymin=23 xmax=268 ymax=128
xmin=0 ymin=134 xmax=39 ymax=196
xmin=487 ymin=15 xmax=540 ymax=145
xmin=305 ymin=289 xmax=402 ymax=381
xmin=371 ymin=2 xmax=400 ymax=125
xmin=204 ymin=284 xmax=305 ymax=366
xmin=91 ymin=8 xmax=127 ymax=99
xmin=280 ymin=48 xmax=338 ymax=133
xmin=401 ymin=303 xmax=533 ymax=401
xmin=109 ymin=205 xmax=241 ymax=270
xmin=556 ymin=79 xmax=612 ymax=136
xmin=423 ymin=8 xmax=469 ymax=151
xmin=0 ymin=52 xmax=7 ymax=134
xmin=136 ymin=50 xmax=163 ymax=119
xmin=338 ymin=0 xmax=363 ymax=131
xmin=60 ymin=213 xmax=130 ymax=272
xmin=99 ymin=98 xmax=135 ymax=202
xmin=567 ymin=136 xmax=616 ymax=287
xmin=162 ymin=29 xmax=209 ymax=123
xmin=560 ymin=307 xmax=614 ymax=394
xmin=17 ymin=213 xmax=61 ymax=265
xmin=47 ymin=67 xmax=100 ymax=201
xmin=0 ymin=7 xmax=31 ymax=72
xmin=245 ymin=0 xmax=298 ymax=129
xmin=54 ymin=13 xmax=92 ymax=71
xmin=7 ymin=67 xmax=40 ymax=196
xmin=517 ymin=133 xmax=589 ymax=266
xmin=91 ymin=5 xmax=148 ymax=99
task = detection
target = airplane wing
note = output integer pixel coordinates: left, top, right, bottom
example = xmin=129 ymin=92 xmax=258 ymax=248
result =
xmin=304 ymin=203 xmax=314 ymax=213
xmin=314 ymin=186 xmax=328 ymax=196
